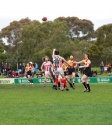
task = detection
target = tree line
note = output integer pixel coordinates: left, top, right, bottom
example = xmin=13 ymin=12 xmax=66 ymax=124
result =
xmin=0 ymin=17 xmax=112 ymax=69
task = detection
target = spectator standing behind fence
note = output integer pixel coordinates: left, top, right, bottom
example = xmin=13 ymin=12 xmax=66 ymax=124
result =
xmin=18 ymin=63 xmax=22 ymax=72
xmin=22 ymin=63 xmax=25 ymax=74
xmin=104 ymin=65 xmax=108 ymax=74
xmin=100 ymin=61 xmax=104 ymax=75
xmin=1 ymin=62 xmax=4 ymax=73
xmin=107 ymin=63 xmax=111 ymax=75
xmin=2 ymin=69 xmax=7 ymax=76
xmin=34 ymin=63 xmax=38 ymax=74
xmin=32 ymin=63 xmax=38 ymax=77
xmin=7 ymin=63 xmax=11 ymax=71
xmin=4 ymin=63 xmax=8 ymax=74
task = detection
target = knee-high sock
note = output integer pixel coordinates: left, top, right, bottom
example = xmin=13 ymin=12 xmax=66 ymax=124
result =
xmin=31 ymin=79 xmax=33 ymax=83
xmin=28 ymin=79 xmax=31 ymax=83
xmin=62 ymin=78 xmax=68 ymax=88
xmin=87 ymin=84 xmax=91 ymax=91
xmin=67 ymin=79 xmax=73 ymax=88
xmin=50 ymin=78 xmax=53 ymax=83
xmin=58 ymin=82 xmax=60 ymax=88
xmin=52 ymin=75 xmax=55 ymax=82
xmin=70 ymin=78 xmax=74 ymax=84
xmin=55 ymin=78 xmax=59 ymax=84
xmin=70 ymin=78 xmax=75 ymax=87
xmin=82 ymin=82 xmax=87 ymax=89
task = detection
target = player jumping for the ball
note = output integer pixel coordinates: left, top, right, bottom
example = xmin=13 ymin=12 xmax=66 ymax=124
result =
xmin=52 ymin=49 xmax=70 ymax=91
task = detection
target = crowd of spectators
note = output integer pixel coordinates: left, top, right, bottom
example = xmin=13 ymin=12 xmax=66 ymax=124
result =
xmin=100 ymin=61 xmax=112 ymax=75
xmin=0 ymin=62 xmax=38 ymax=78
xmin=0 ymin=61 xmax=112 ymax=78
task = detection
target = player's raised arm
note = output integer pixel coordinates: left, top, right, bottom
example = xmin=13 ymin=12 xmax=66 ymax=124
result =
xmin=52 ymin=49 xmax=56 ymax=58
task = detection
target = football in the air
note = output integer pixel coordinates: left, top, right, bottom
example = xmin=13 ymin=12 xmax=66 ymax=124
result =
xmin=42 ymin=17 xmax=47 ymax=21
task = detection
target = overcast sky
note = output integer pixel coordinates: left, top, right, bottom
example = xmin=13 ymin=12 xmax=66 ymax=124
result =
xmin=0 ymin=0 xmax=112 ymax=31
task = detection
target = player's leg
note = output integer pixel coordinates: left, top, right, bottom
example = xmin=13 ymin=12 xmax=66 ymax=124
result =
xmin=58 ymin=74 xmax=62 ymax=89
xmin=60 ymin=74 xmax=64 ymax=91
xmin=60 ymin=73 xmax=69 ymax=91
xmin=53 ymin=68 xmax=63 ymax=90
xmin=52 ymin=73 xmax=58 ymax=90
xmin=30 ymin=75 xmax=33 ymax=84
xmin=49 ymin=73 xmax=56 ymax=89
xmin=50 ymin=70 xmax=55 ymax=83
xmin=58 ymin=68 xmax=65 ymax=91
xmin=62 ymin=77 xmax=69 ymax=91
xmin=66 ymin=75 xmax=74 ymax=89
xmin=44 ymin=72 xmax=49 ymax=87
xmin=72 ymin=72 xmax=75 ymax=88
xmin=69 ymin=74 xmax=75 ymax=89
xmin=27 ymin=75 xmax=31 ymax=83
xmin=81 ymin=74 xmax=88 ymax=92
xmin=85 ymin=77 xmax=91 ymax=92
xmin=49 ymin=73 xmax=53 ymax=83
xmin=28 ymin=75 xmax=32 ymax=84
xmin=48 ymin=73 xmax=57 ymax=90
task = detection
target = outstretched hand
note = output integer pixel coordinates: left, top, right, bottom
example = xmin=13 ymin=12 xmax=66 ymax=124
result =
xmin=53 ymin=48 xmax=56 ymax=51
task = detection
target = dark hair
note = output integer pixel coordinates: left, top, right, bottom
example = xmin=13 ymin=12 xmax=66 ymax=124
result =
xmin=55 ymin=50 xmax=59 ymax=55
xmin=42 ymin=57 xmax=45 ymax=62
xmin=85 ymin=53 xmax=90 ymax=59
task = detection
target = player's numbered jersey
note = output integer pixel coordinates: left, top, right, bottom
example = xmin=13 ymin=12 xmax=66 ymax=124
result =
xmin=43 ymin=62 xmax=51 ymax=71
xmin=53 ymin=55 xmax=62 ymax=67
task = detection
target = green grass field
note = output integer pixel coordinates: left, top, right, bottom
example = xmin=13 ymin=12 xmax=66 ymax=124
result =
xmin=0 ymin=83 xmax=112 ymax=125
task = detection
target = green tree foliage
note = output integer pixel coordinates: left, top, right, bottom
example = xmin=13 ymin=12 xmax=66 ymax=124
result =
xmin=0 ymin=16 xmax=98 ymax=66
xmin=102 ymin=47 xmax=112 ymax=64
xmin=55 ymin=17 xmax=94 ymax=40
xmin=0 ymin=44 xmax=8 ymax=62
xmin=19 ymin=20 xmax=72 ymax=62
xmin=0 ymin=18 xmax=31 ymax=55
xmin=87 ymin=44 xmax=103 ymax=58
xmin=96 ymin=24 xmax=112 ymax=47
xmin=0 ymin=18 xmax=32 ymax=65
xmin=88 ymin=24 xmax=112 ymax=62
xmin=72 ymin=39 xmax=92 ymax=61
